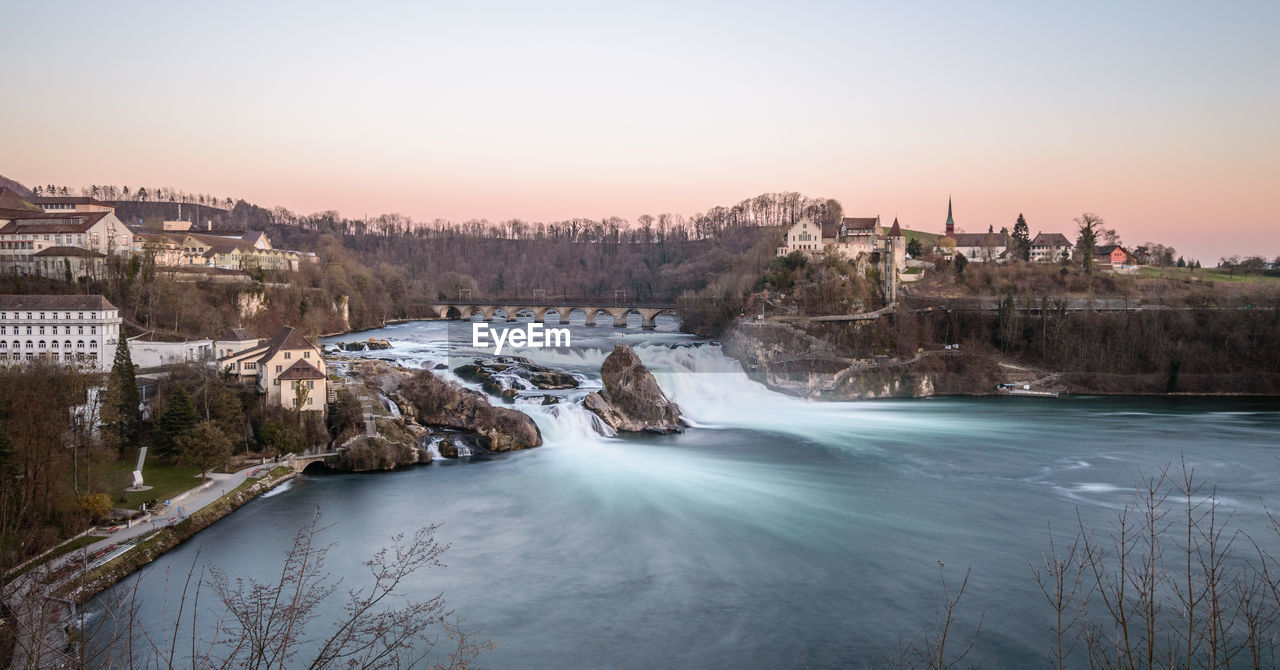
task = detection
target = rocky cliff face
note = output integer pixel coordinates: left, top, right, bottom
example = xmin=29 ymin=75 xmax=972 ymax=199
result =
xmin=723 ymin=321 xmax=997 ymax=400
xmin=584 ymin=344 xmax=683 ymax=434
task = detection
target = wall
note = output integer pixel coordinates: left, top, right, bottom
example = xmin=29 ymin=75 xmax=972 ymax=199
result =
xmin=128 ymin=339 xmax=213 ymax=369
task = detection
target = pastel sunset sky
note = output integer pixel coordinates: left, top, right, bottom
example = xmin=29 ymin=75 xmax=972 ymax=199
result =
xmin=3 ymin=1 xmax=1278 ymax=262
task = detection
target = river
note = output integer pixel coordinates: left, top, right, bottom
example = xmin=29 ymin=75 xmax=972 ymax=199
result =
xmin=90 ymin=316 xmax=1280 ymax=668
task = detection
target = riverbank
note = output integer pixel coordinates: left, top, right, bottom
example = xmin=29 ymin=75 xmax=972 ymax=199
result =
xmin=2 ymin=466 xmax=296 ymax=670
xmin=723 ymin=311 xmax=1280 ymax=399
xmin=60 ymin=466 xmax=297 ymax=604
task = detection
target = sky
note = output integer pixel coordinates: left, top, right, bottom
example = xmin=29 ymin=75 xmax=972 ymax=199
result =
xmin=3 ymin=0 xmax=1278 ymax=262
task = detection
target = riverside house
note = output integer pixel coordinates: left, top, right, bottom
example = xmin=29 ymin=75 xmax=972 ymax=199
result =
xmin=218 ymin=326 xmax=328 ymax=412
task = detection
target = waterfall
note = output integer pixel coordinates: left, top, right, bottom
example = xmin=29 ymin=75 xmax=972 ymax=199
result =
xmin=425 ymin=437 xmax=443 ymax=460
xmin=455 ymin=443 xmax=474 ymax=458
xmin=380 ymin=393 xmax=402 ymax=419
xmin=526 ymin=402 xmax=617 ymax=446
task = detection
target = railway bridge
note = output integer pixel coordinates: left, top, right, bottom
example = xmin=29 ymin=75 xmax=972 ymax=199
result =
xmin=427 ymin=299 xmax=678 ymax=328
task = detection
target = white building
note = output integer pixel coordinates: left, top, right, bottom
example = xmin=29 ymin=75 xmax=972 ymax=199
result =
xmin=1030 ymin=233 xmax=1074 ymax=263
xmin=776 ymin=216 xmax=907 ymax=272
xmin=0 ymin=295 xmax=123 ymax=372
xmin=0 ymin=189 xmax=133 ymax=278
xmin=953 ymin=232 xmax=1009 ymax=263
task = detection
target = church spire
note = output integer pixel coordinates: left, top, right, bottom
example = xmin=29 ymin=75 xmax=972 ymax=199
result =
xmin=945 ymin=195 xmax=955 ymax=237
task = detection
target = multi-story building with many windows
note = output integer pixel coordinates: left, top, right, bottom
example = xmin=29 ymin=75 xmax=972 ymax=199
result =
xmin=0 ymin=295 xmax=123 ymax=371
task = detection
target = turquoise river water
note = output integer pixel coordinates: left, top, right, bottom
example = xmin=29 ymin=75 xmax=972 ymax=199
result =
xmin=90 ymin=316 xmax=1280 ymax=668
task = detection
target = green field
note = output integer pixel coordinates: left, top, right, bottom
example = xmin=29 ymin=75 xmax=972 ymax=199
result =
xmin=104 ymin=450 xmax=206 ymax=509
xmin=901 ymin=228 xmax=938 ymax=248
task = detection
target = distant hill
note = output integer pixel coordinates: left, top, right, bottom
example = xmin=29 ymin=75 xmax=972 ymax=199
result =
xmin=0 ymin=174 xmax=32 ymax=197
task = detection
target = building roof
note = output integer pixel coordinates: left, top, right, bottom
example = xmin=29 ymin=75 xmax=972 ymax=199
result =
xmin=0 ymin=294 xmax=116 ymax=311
xmin=888 ymin=218 xmax=902 ymax=237
xmin=1031 ymin=233 xmax=1073 ymax=247
xmin=953 ymin=232 xmax=1008 ymax=247
xmin=0 ymin=212 xmax=109 ymax=235
xmin=1095 ymin=244 xmax=1126 ymax=255
xmin=220 ymin=327 xmax=255 ymax=342
xmin=277 ymin=359 xmax=326 ymax=381
xmin=30 ymin=195 xmax=114 ymax=207
xmin=32 ymin=246 xmax=107 ymax=258
xmin=258 ymin=325 xmax=319 ymax=362
xmin=945 ymin=196 xmax=955 ymax=230
xmin=842 ymin=217 xmax=879 ymax=231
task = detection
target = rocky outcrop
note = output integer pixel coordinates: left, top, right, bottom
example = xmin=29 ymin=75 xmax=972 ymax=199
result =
xmin=339 ymin=338 xmax=392 ymax=352
xmin=399 ymin=369 xmax=542 ymax=452
xmin=584 ymin=344 xmax=683 ymax=434
xmin=454 ymin=356 xmax=580 ymax=397
xmin=334 ymin=436 xmax=427 ymax=471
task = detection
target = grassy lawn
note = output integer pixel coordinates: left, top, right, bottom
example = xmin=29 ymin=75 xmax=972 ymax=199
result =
xmin=103 ymin=450 xmax=207 ymax=509
xmin=1137 ymin=267 xmax=1280 ymax=283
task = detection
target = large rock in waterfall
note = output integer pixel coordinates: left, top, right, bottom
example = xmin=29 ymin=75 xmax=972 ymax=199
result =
xmin=584 ymin=344 xmax=683 ymax=434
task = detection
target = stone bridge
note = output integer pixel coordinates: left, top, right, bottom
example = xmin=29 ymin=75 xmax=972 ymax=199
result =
xmin=428 ymin=299 xmax=678 ymax=328
xmin=284 ymin=450 xmax=342 ymax=473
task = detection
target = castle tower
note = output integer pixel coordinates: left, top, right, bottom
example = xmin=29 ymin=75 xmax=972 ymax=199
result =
xmin=944 ymin=196 xmax=955 ymax=237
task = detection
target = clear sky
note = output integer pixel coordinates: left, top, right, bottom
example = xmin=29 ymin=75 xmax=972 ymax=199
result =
xmin=3 ymin=0 xmax=1278 ymax=261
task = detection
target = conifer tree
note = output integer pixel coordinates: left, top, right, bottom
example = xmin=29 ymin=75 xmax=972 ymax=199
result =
xmin=1011 ymin=214 xmax=1031 ymax=262
xmin=158 ymin=387 xmax=199 ymax=458
xmin=102 ymin=337 xmax=141 ymax=451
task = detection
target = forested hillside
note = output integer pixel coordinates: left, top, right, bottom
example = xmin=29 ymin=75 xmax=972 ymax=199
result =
xmin=6 ymin=185 xmax=857 ymax=338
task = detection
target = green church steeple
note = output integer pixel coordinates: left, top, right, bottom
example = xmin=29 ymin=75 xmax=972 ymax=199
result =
xmin=945 ymin=195 xmax=955 ymax=237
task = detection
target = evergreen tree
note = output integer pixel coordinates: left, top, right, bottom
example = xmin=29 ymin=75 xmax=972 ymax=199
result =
xmin=158 ymin=387 xmax=199 ymax=457
xmin=905 ymin=237 xmax=923 ymax=258
xmin=1011 ymin=214 xmax=1031 ymax=262
xmin=102 ymin=337 xmax=141 ymax=451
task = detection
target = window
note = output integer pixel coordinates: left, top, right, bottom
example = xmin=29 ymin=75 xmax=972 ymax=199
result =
xmin=0 ymin=327 xmax=5 ymax=335
xmin=78 ymin=326 xmax=83 ymax=334
xmin=77 ymin=340 xmax=84 ymax=349
xmin=38 ymin=326 xmax=44 ymax=335
xmin=307 ymin=380 xmax=314 ymax=389
xmin=91 ymin=326 xmax=96 ymax=334
xmin=89 ymin=352 xmax=97 ymax=363
xmin=275 ymin=365 xmax=282 ymax=373
xmin=25 ymin=326 xmax=31 ymax=335
xmin=245 ymin=362 xmax=256 ymax=370
xmin=90 ymin=341 xmax=97 ymax=348
xmin=38 ymin=340 xmax=45 ymax=349
xmin=64 ymin=340 xmax=70 ymax=349
xmin=284 ymin=351 xmax=291 ymax=360
xmin=274 ymin=379 xmax=280 ymax=385
xmin=304 ymin=351 xmax=310 ymax=358
xmin=50 ymin=341 xmax=58 ymax=349
xmin=0 ymin=341 xmax=5 ymax=349
xmin=25 ymin=341 xmax=32 ymax=349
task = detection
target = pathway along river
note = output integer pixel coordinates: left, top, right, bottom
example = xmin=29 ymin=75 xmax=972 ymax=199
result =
xmin=90 ymin=316 xmax=1280 ymax=668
